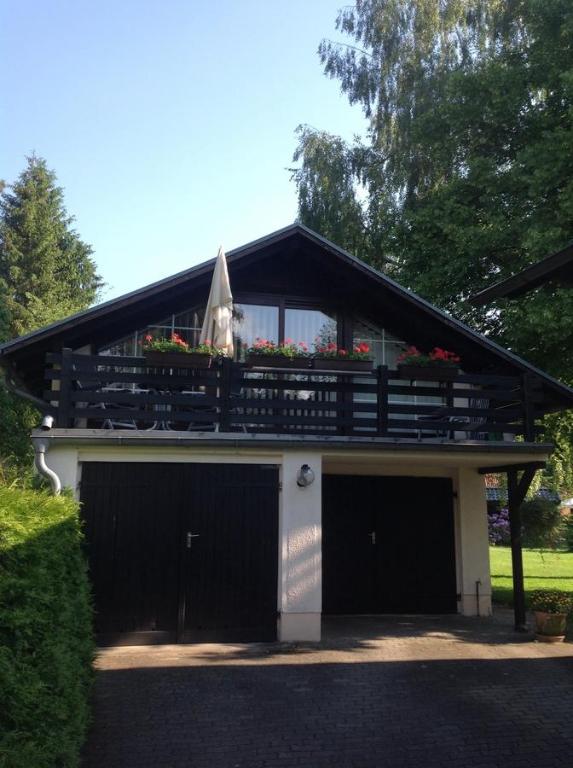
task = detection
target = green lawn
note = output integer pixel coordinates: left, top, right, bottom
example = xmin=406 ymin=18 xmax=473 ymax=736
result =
xmin=489 ymin=546 xmax=573 ymax=606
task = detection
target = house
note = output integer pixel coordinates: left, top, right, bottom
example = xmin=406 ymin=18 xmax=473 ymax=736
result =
xmin=2 ymin=224 xmax=572 ymax=645
xmin=470 ymin=240 xmax=573 ymax=305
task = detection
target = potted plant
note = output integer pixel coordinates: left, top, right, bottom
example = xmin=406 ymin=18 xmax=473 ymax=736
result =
xmin=530 ymin=590 xmax=572 ymax=643
xmin=245 ymin=338 xmax=311 ymax=369
xmin=313 ymin=341 xmax=374 ymax=372
xmin=143 ymin=333 xmax=223 ymax=369
xmin=396 ymin=346 xmax=461 ymax=381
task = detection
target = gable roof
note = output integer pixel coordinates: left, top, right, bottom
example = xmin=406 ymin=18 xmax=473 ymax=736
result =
xmin=470 ymin=241 xmax=573 ymax=305
xmin=2 ymin=223 xmax=573 ymax=409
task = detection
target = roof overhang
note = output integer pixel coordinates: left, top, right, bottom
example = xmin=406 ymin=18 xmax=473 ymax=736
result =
xmin=35 ymin=427 xmax=553 ymax=468
xmin=470 ymin=241 xmax=573 ymax=305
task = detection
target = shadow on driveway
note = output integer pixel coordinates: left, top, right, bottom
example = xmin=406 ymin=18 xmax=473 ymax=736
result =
xmin=83 ymin=613 xmax=573 ymax=768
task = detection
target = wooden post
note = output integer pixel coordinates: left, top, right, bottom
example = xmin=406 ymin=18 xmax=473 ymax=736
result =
xmin=57 ymin=348 xmax=74 ymax=428
xmin=377 ymin=365 xmax=389 ymax=436
xmin=507 ymin=465 xmax=537 ymax=632
xmin=219 ymin=357 xmax=232 ymax=432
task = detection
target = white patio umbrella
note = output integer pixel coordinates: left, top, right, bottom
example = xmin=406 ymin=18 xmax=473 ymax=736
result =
xmin=200 ymin=246 xmax=234 ymax=356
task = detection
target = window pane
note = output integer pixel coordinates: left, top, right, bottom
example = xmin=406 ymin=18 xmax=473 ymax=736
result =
xmin=173 ymin=308 xmax=205 ymax=329
xmin=98 ymin=306 xmax=206 ymax=355
xmin=285 ymin=309 xmax=337 ymax=349
xmin=353 ymin=318 xmax=405 ymax=368
xmin=233 ymin=304 xmax=279 ymax=356
xmin=352 ymin=318 xmax=444 ymax=433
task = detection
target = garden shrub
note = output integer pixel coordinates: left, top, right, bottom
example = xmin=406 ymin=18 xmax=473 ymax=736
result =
xmin=520 ymin=498 xmax=563 ymax=548
xmin=488 ymin=507 xmax=510 ymax=545
xmin=488 ymin=498 xmax=563 ymax=548
xmin=0 ymin=486 xmax=93 ymax=768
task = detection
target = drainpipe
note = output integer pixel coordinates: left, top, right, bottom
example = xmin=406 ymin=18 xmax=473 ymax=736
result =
xmin=32 ymin=437 xmax=61 ymax=496
xmin=2 ymin=361 xmax=55 ymax=414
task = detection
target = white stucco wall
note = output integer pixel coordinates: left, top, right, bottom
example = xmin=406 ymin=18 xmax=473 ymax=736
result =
xmin=278 ymin=452 xmax=322 ymax=642
xmin=455 ymin=467 xmax=492 ymax=616
xmin=39 ymin=436 xmax=526 ymax=640
xmin=44 ymin=446 xmax=80 ymax=495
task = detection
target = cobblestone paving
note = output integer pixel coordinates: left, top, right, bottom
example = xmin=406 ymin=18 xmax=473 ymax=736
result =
xmin=83 ymin=612 xmax=573 ymax=768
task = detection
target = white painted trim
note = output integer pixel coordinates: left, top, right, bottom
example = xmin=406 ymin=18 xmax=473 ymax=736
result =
xmin=322 ymin=448 xmax=548 ymax=468
xmin=77 ymin=448 xmax=283 ymax=464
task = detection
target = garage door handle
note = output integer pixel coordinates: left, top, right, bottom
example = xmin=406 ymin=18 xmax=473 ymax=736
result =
xmin=186 ymin=532 xmax=201 ymax=549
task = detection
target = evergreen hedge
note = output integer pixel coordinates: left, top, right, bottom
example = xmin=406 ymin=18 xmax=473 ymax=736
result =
xmin=0 ymin=486 xmax=93 ymax=767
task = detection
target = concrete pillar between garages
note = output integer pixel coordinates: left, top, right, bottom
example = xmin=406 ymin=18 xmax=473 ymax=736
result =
xmin=457 ymin=467 xmax=492 ymax=616
xmin=278 ymin=452 xmax=322 ymax=642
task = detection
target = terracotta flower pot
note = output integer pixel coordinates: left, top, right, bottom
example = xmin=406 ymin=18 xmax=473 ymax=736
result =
xmin=245 ymin=354 xmax=311 ymax=369
xmin=144 ymin=350 xmax=213 ymax=369
xmin=397 ymin=364 xmax=458 ymax=381
xmin=313 ymin=357 xmax=373 ymax=373
xmin=534 ymin=611 xmax=567 ymax=642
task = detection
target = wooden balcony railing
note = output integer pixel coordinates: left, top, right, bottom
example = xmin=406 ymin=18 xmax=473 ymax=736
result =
xmin=43 ymin=349 xmax=543 ymax=441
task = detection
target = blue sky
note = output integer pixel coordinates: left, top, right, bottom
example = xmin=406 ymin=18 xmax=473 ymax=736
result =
xmin=1 ymin=1 xmax=367 ymax=300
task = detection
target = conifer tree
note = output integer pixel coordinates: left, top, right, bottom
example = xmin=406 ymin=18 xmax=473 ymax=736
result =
xmin=0 ymin=155 xmax=102 ymax=339
xmin=0 ymin=156 xmax=103 ymax=468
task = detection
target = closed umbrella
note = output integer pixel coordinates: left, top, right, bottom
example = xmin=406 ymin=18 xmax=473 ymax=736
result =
xmin=200 ymin=246 xmax=234 ymax=356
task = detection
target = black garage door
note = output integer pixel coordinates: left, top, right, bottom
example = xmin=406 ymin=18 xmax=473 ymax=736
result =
xmin=323 ymin=475 xmax=457 ymax=614
xmin=80 ymin=462 xmax=279 ymax=644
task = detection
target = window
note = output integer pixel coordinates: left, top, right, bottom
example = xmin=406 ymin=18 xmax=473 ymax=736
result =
xmin=233 ymin=304 xmax=279 ymax=357
xmin=285 ymin=308 xmax=337 ymax=349
xmin=99 ymin=302 xmax=338 ymax=359
xmin=353 ymin=318 xmax=404 ymax=370
xmin=352 ymin=318 xmax=443 ymax=432
xmin=98 ymin=308 xmax=205 ymax=356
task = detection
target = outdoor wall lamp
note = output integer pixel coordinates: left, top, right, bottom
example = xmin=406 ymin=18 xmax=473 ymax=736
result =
xmin=296 ymin=464 xmax=315 ymax=488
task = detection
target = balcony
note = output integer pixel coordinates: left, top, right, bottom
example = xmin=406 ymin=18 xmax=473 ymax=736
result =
xmin=44 ymin=350 xmax=542 ymax=442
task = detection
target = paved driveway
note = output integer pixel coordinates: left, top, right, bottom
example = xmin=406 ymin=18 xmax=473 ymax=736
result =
xmin=83 ymin=612 xmax=573 ymax=768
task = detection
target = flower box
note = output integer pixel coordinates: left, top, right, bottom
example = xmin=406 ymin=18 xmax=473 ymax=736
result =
xmin=397 ymin=364 xmax=458 ymax=381
xmin=144 ymin=350 xmax=213 ymax=369
xmin=313 ymin=357 xmax=374 ymax=373
xmin=534 ymin=611 xmax=567 ymax=643
xmin=245 ymin=354 xmax=311 ymax=369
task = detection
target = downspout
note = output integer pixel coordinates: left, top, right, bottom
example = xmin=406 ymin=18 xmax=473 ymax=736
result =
xmin=32 ymin=437 xmax=61 ymax=496
xmin=2 ymin=360 xmax=55 ymax=414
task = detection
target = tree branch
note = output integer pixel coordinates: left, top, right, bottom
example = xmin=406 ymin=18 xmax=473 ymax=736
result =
xmin=321 ymin=39 xmax=374 ymax=59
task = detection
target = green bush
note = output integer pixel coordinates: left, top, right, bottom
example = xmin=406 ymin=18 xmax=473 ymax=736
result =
xmin=0 ymin=486 xmax=94 ymax=767
xmin=530 ymin=589 xmax=573 ymax=614
xmin=520 ymin=498 xmax=563 ymax=548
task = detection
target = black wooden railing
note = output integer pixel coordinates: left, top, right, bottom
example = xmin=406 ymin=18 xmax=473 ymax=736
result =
xmin=43 ymin=349 xmax=543 ymax=441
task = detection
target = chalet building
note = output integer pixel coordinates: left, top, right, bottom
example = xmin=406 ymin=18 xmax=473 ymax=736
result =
xmin=2 ymin=224 xmax=572 ymax=645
